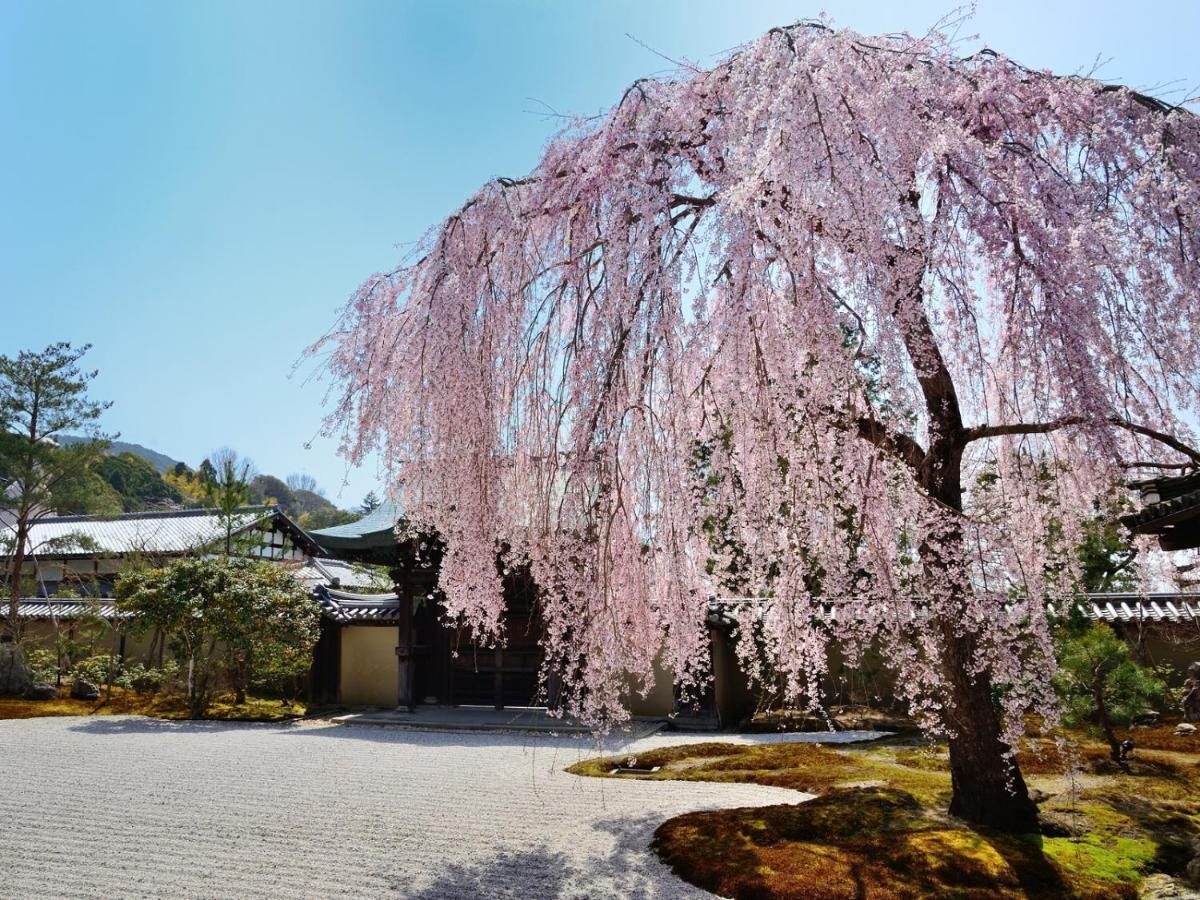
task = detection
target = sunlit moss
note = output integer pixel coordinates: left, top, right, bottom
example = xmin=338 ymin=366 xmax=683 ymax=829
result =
xmin=573 ymin=724 xmax=1199 ymax=897
xmin=652 ymin=789 xmax=1124 ymax=899
xmin=0 ymin=687 xmax=304 ymax=722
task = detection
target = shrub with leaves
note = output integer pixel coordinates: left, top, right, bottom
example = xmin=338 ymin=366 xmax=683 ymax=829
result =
xmin=116 ymin=661 xmax=178 ymax=695
xmin=25 ymin=648 xmax=59 ymax=684
xmin=1053 ymin=624 xmax=1165 ymax=761
xmin=119 ymin=557 xmax=319 ymax=717
xmin=71 ymin=653 xmax=121 ymax=687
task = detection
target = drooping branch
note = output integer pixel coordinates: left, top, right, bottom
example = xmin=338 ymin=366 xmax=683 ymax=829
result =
xmin=1112 ymin=419 xmax=1200 ymax=463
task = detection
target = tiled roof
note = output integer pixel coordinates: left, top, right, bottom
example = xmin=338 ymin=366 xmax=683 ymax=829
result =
xmin=18 ymin=588 xmax=404 ymax=624
xmin=289 ymin=557 xmax=389 ymax=591
xmin=708 ymin=594 xmax=1200 ymax=627
xmin=1122 ymin=489 xmax=1200 ymax=530
xmin=1122 ymin=471 xmax=1200 ymax=531
xmin=1073 ymin=594 xmax=1200 ymax=622
xmin=1128 ymin=471 xmax=1200 ymax=497
xmin=314 ymin=586 xmax=403 ymax=623
xmin=3 ymin=507 xmax=275 ymax=558
xmin=17 ymin=598 xmax=129 ymax=620
xmin=308 ymin=501 xmax=403 ymax=550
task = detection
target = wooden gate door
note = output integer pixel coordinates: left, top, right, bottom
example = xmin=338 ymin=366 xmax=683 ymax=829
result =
xmin=448 ymin=574 xmax=544 ymax=709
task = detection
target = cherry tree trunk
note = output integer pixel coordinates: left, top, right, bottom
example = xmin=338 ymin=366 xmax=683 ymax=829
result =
xmin=939 ymin=622 xmax=1040 ymax=832
xmin=925 ymin=441 xmax=1039 ymax=833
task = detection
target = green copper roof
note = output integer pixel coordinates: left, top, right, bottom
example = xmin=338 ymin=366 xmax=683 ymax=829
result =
xmin=308 ymin=500 xmax=403 ymax=550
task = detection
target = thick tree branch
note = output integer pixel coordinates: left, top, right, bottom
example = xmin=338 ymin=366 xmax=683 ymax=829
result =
xmin=855 ymin=415 xmax=926 ymax=472
xmin=964 ymin=415 xmax=1200 ymax=463
xmin=963 ymin=416 xmax=1084 ymax=440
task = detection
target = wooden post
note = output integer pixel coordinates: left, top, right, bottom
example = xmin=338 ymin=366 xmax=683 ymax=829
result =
xmin=493 ymin=646 xmax=504 ymax=710
xmin=396 ymin=598 xmax=416 ymax=712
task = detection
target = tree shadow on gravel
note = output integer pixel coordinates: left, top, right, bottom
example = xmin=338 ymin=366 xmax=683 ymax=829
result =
xmin=65 ymin=717 xmax=298 ymax=736
xmin=380 ymin=846 xmax=577 ymax=899
xmin=592 ymin=811 xmax=696 ymax=899
xmin=378 ymin=813 xmax=686 ymax=899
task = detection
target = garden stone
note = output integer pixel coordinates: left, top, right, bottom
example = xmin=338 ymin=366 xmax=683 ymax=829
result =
xmin=1183 ymin=663 xmax=1200 ymax=723
xmin=1175 ymin=723 xmax=1197 ymax=736
xmin=70 ymin=678 xmax=99 ymax=701
xmin=1139 ymin=873 xmax=1199 ymax=899
xmin=1187 ymin=856 xmax=1200 ymax=888
xmin=0 ymin=644 xmax=33 ymax=696
xmin=25 ymin=683 xmax=58 ymax=701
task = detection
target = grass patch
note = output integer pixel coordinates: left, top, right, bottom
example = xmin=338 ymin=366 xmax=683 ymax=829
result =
xmin=0 ymin=686 xmax=304 ymax=722
xmin=574 ymin=724 xmax=1200 ymax=898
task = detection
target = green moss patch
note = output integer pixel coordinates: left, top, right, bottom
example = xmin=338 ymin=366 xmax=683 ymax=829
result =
xmin=568 ymin=741 xmax=865 ymax=793
xmin=652 ymin=788 xmax=1122 ymax=899
xmin=573 ymin=730 xmax=1200 ymax=898
xmin=0 ymin=687 xmax=304 ymax=722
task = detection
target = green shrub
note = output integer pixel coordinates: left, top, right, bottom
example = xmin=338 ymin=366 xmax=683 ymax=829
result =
xmin=26 ymin=648 xmax=60 ymax=684
xmin=116 ymin=661 xmax=178 ymax=695
xmin=71 ymin=653 xmax=121 ymax=686
xmin=1053 ymin=624 xmax=1165 ymax=760
xmin=120 ymin=557 xmax=319 ymax=717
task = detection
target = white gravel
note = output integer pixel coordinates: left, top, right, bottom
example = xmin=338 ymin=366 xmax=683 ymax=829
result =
xmin=0 ymin=716 xmax=882 ymax=898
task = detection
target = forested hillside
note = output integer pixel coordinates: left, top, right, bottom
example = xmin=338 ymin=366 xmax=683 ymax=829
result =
xmin=46 ymin=439 xmax=362 ymax=528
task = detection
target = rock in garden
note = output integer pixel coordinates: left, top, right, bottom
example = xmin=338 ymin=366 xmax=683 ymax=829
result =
xmin=25 ymin=683 xmax=58 ymax=701
xmin=1139 ymin=872 xmax=1197 ymax=899
xmin=0 ymin=644 xmax=33 ymax=697
xmin=1175 ymin=723 xmax=1197 ymax=736
xmin=1187 ymin=855 xmax=1200 ymax=887
xmin=70 ymin=678 xmax=99 ymax=701
xmin=1183 ymin=663 xmax=1200 ymax=723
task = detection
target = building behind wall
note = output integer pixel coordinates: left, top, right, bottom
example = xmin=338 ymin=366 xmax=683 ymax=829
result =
xmin=12 ymin=496 xmax=1195 ymax=727
xmin=2 ymin=506 xmax=386 ymax=665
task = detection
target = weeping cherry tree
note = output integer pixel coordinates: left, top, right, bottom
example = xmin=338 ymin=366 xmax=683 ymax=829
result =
xmin=315 ymin=21 xmax=1200 ymax=831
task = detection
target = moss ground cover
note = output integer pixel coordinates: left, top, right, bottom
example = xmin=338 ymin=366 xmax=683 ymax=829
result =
xmin=570 ymin=725 xmax=1200 ymax=898
xmin=0 ymin=686 xmax=304 ymax=721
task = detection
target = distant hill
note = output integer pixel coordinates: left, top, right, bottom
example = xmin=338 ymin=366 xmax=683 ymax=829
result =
xmin=57 ymin=435 xmax=362 ymax=527
xmin=59 ymin=435 xmax=182 ymax=473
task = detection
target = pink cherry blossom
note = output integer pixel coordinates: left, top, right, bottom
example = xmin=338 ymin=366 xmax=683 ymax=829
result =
xmin=314 ymin=19 xmax=1199 ymax=830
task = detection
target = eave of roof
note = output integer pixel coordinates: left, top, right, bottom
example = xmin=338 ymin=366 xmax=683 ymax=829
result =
xmin=1121 ymin=489 xmax=1200 ymax=532
xmin=1128 ymin=471 xmax=1200 ymax=497
xmin=307 ymin=500 xmax=403 ymax=550
xmin=16 ymin=598 xmax=129 ymax=620
xmin=313 ymin=584 xmax=404 ymax=623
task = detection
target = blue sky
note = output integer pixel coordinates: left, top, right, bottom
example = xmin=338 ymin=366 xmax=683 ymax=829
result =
xmin=2 ymin=1 xmax=1197 ymax=508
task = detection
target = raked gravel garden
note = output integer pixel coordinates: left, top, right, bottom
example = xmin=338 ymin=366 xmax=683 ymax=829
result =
xmin=0 ymin=716 xmax=882 ymax=899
